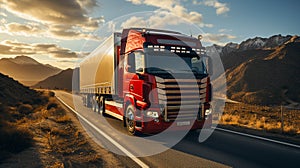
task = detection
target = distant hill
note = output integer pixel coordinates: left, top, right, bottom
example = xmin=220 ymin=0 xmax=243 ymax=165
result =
xmin=0 ymin=56 xmax=61 ymax=86
xmin=33 ymin=68 xmax=77 ymax=91
xmin=208 ymin=35 xmax=300 ymax=105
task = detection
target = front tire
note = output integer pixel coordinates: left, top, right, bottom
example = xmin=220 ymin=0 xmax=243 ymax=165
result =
xmin=125 ymin=105 xmax=136 ymax=135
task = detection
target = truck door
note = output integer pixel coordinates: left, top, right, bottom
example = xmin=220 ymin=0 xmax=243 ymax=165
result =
xmin=124 ymin=51 xmax=145 ymax=101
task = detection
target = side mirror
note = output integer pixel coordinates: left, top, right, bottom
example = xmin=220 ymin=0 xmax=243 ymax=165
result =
xmin=201 ymin=55 xmax=213 ymax=76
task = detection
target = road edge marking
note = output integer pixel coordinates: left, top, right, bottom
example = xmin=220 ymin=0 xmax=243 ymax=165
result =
xmin=214 ymin=127 xmax=300 ymax=149
xmin=56 ymin=96 xmax=149 ymax=168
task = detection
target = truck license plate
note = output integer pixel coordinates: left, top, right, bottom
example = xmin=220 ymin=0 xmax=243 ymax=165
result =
xmin=177 ymin=121 xmax=190 ymax=126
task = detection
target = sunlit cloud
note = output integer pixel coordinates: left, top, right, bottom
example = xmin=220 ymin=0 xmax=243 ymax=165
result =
xmin=218 ymin=28 xmax=232 ymax=33
xmin=202 ymin=33 xmax=236 ymax=46
xmin=193 ymin=0 xmax=230 ymax=15
xmin=49 ymin=24 xmax=101 ymax=40
xmin=0 ymin=40 xmax=89 ymax=58
xmin=126 ymin=0 xmax=212 ymax=27
xmin=120 ymin=11 xmax=191 ymax=29
xmin=0 ymin=0 xmax=104 ymax=40
xmin=0 ymin=12 xmax=7 ymax=17
xmin=0 ymin=21 xmax=101 ymax=40
xmin=1 ymin=0 xmax=99 ymax=28
xmin=121 ymin=16 xmax=147 ymax=28
xmin=6 ymin=22 xmax=44 ymax=35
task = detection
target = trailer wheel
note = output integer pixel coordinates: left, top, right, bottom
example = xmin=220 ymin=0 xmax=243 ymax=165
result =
xmin=92 ymin=97 xmax=98 ymax=112
xmin=98 ymin=96 xmax=106 ymax=115
xmin=82 ymin=96 xmax=87 ymax=106
xmin=86 ymin=94 xmax=92 ymax=108
xmin=125 ymin=105 xmax=136 ymax=135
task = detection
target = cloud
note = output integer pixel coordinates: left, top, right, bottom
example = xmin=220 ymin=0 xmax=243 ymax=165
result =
xmin=202 ymin=33 xmax=236 ymax=45
xmin=0 ymin=12 xmax=7 ymax=17
xmin=126 ymin=0 xmax=206 ymax=26
xmin=1 ymin=0 xmax=99 ymax=28
xmin=121 ymin=16 xmax=148 ymax=28
xmin=49 ymin=24 xmax=101 ymax=40
xmin=218 ymin=28 xmax=232 ymax=33
xmin=0 ymin=21 xmax=101 ymax=40
xmin=0 ymin=0 xmax=103 ymax=40
xmin=120 ymin=11 xmax=189 ymax=29
xmin=193 ymin=0 xmax=229 ymax=15
xmin=0 ymin=40 xmax=87 ymax=58
xmin=6 ymin=22 xmax=44 ymax=34
xmin=58 ymin=60 xmax=77 ymax=63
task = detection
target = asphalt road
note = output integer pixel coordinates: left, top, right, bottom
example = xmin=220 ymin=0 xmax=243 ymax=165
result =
xmin=55 ymin=91 xmax=300 ymax=168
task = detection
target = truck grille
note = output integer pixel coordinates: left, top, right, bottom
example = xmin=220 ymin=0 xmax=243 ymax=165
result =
xmin=155 ymin=76 xmax=208 ymax=121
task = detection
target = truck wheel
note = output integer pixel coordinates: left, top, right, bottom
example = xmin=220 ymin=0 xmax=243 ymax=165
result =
xmin=125 ymin=105 xmax=136 ymax=135
xmin=98 ymin=96 xmax=106 ymax=116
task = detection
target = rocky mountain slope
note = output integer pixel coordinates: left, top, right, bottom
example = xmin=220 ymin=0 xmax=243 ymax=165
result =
xmin=33 ymin=68 xmax=78 ymax=91
xmin=0 ymin=56 xmax=61 ymax=86
xmin=208 ymin=35 xmax=300 ymax=105
xmin=0 ymin=73 xmax=38 ymax=105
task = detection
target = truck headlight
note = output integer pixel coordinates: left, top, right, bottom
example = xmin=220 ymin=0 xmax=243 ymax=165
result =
xmin=146 ymin=111 xmax=159 ymax=118
xmin=205 ymin=108 xmax=212 ymax=116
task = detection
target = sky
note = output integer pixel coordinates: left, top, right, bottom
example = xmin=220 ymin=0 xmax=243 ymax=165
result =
xmin=0 ymin=0 xmax=299 ymax=69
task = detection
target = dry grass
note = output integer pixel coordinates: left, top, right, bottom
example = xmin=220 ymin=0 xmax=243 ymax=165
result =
xmin=218 ymin=102 xmax=300 ymax=136
xmin=55 ymin=115 xmax=71 ymax=123
xmin=0 ymin=90 xmax=118 ymax=167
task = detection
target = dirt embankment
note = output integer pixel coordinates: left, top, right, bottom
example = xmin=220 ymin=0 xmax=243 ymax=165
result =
xmin=0 ymin=73 xmax=123 ymax=167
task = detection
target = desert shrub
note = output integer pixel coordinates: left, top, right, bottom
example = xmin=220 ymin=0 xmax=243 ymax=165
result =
xmin=255 ymin=120 xmax=265 ymax=129
xmin=48 ymin=91 xmax=55 ymax=97
xmin=238 ymin=119 xmax=249 ymax=125
xmin=9 ymin=110 xmax=24 ymax=121
xmin=32 ymin=96 xmax=47 ymax=105
xmin=55 ymin=115 xmax=71 ymax=123
xmin=284 ymin=125 xmax=298 ymax=136
xmin=22 ymin=100 xmax=33 ymax=105
xmin=0 ymin=126 xmax=33 ymax=155
xmin=51 ymin=127 xmax=70 ymax=136
xmin=18 ymin=104 xmax=33 ymax=115
xmin=47 ymin=103 xmax=58 ymax=110
xmin=221 ymin=114 xmax=232 ymax=123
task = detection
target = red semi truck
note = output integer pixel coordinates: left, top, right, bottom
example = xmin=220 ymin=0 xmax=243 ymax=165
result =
xmin=80 ymin=28 xmax=212 ymax=135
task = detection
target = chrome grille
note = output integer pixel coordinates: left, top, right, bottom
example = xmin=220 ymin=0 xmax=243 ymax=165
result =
xmin=156 ymin=76 xmax=207 ymax=121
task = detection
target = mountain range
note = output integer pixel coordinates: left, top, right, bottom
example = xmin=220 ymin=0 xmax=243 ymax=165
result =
xmin=208 ymin=34 xmax=300 ymax=105
xmin=0 ymin=56 xmax=61 ymax=86
xmin=33 ymin=68 xmax=76 ymax=91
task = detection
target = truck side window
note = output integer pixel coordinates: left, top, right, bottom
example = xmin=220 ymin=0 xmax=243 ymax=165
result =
xmin=127 ymin=53 xmax=135 ymax=72
xmin=135 ymin=52 xmax=145 ymax=73
xmin=192 ymin=57 xmax=206 ymax=74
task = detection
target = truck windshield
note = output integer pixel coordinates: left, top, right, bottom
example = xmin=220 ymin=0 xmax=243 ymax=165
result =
xmin=145 ymin=53 xmax=208 ymax=75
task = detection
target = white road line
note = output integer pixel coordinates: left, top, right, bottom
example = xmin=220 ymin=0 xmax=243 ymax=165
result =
xmin=56 ymin=96 xmax=149 ymax=168
xmin=214 ymin=127 xmax=300 ymax=149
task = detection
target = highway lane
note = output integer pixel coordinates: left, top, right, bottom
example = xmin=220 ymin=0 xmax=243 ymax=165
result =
xmin=55 ymin=91 xmax=300 ymax=168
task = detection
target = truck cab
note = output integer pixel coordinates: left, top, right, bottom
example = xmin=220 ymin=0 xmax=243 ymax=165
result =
xmin=120 ymin=28 xmax=212 ymax=134
xmin=80 ymin=28 xmax=212 ymax=135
